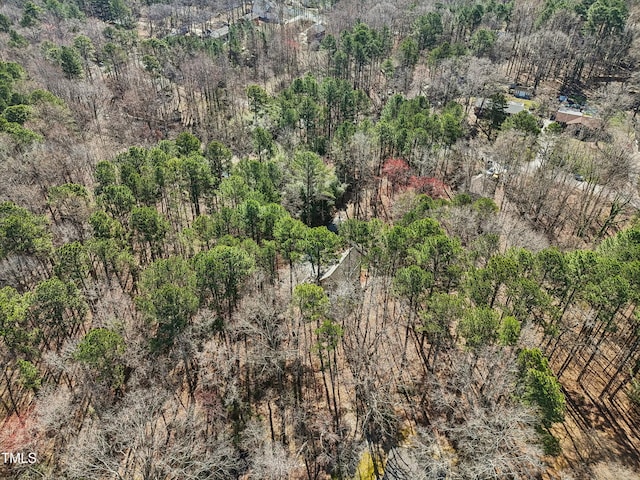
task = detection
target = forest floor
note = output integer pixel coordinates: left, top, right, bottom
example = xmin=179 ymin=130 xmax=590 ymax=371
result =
xmin=547 ymin=355 xmax=640 ymax=479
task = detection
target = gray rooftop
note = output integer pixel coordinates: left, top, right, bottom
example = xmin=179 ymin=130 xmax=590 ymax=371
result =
xmin=505 ymin=101 xmax=525 ymax=115
xmin=209 ymin=25 xmax=229 ymax=39
xmin=475 ymin=98 xmax=525 ymax=115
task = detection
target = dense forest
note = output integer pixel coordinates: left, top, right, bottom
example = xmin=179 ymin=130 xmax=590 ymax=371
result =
xmin=1 ymin=0 xmax=640 ymax=478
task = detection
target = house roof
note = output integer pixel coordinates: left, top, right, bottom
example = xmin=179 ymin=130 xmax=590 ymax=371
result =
xmin=320 ymin=248 xmax=354 ymax=282
xmin=306 ymin=23 xmax=326 ymax=35
xmin=553 ymin=107 xmax=601 ymax=128
xmin=505 ymin=102 xmax=525 ymax=115
xmin=252 ymin=0 xmax=300 ymax=23
xmin=557 ymin=107 xmax=583 ymax=115
xmin=209 ymin=25 xmax=229 ymax=39
xmin=566 ymin=116 xmax=601 ymax=129
xmin=554 ymin=108 xmax=582 ymax=124
xmin=252 ymin=0 xmax=280 ymax=22
xmin=475 ymin=98 xmax=525 ymax=115
xmin=243 ymin=12 xmax=259 ymax=21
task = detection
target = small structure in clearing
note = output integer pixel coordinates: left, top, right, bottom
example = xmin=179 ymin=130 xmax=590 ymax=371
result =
xmin=474 ymin=98 xmax=525 ymax=116
xmin=320 ymin=248 xmax=362 ymax=292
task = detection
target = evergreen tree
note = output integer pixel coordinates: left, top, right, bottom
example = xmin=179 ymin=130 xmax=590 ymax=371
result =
xmin=60 ymin=46 xmax=84 ymax=79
